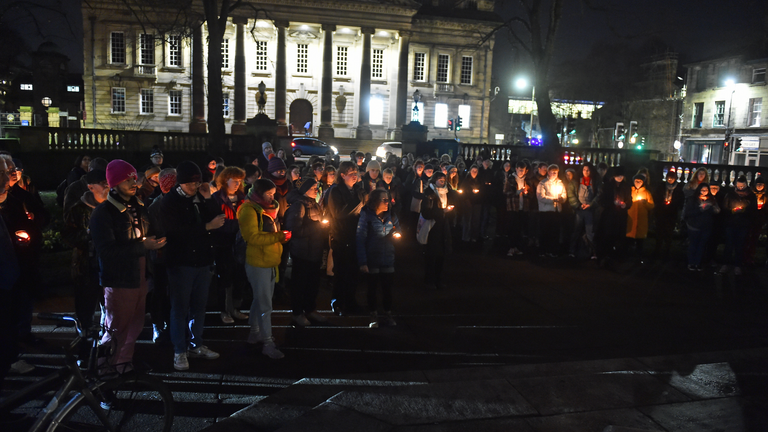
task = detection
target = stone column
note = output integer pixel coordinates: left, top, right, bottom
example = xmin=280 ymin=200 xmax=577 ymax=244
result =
xmin=355 ymin=27 xmax=374 ymax=140
xmin=275 ymin=21 xmax=288 ymax=136
xmin=318 ymin=24 xmax=335 ymax=140
xmin=394 ymin=31 xmax=411 ymax=140
xmin=231 ymin=16 xmax=247 ymax=134
xmin=189 ymin=23 xmax=206 ymax=133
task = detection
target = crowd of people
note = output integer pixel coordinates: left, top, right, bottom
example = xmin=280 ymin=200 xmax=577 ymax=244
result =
xmin=0 ymin=143 xmax=765 ymax=377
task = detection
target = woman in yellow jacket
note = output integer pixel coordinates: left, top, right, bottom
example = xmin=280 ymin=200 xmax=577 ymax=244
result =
xmin=626 ymin=174 xmax=654 ymax=258
xmin=238 ymin=179 xmax=289 ymax=359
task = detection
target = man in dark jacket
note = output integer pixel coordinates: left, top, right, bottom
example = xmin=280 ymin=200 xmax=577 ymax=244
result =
xmin=90 ymin=160 xmax=165 ymax=374
xmin=327 ymin=161 xmax=366 ymax=315
xmin=421 ymin=172 xmax=454 ymax=289
xmin=159 ymin=161 xmax=225 ymax=371
xmin=594 ymin=166 xmax=632 ymax=264
xmin=0 ymin=157 xmax=22 ymax=380
xmin=652 ymin=171 xmax=684 ymax=258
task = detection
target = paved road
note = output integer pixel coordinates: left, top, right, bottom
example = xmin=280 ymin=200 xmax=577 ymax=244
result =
xmin=5 ymin=238 xmax=768 ymax=430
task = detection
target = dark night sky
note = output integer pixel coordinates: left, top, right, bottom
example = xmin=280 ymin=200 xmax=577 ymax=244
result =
xmin=4 ymin=0 xmax=767 ymax=93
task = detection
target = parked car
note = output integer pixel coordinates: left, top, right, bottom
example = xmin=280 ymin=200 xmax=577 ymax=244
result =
xmin=375 ymin=142 xmax=402 ymax=160
xmin=290 ymin=137 xmax=338 ymax=157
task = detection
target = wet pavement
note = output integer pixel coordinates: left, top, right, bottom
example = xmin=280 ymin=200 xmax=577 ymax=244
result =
xmin=6 ymin=237 xmax=768 ymax=431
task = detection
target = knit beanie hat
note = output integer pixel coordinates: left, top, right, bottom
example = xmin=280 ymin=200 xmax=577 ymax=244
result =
xmin=296 ymin=178 xmax=317 ymax=195
xmin=262 ymin=142 xmax=272 ymax=151
xmin=89 ymin=157 xmax=109 ymax=172
xmin=85 ymin=169 xmax=107 ymax=185
xmin=366 ymin=160 xmax=381 ymax=172
xmin=106 ymin=159 xmax=136 ymax=188
xmin=176 ymin=160 xmax=202 ymax=184
xmin=159 ymin=169 xmax=177 ymax=194
xmin=145 ymin=165 xmax=161 ymax=179
xmin=424 ymin=163 xmax=434 ymax=171
xmin=756 ymin=176 xmax=765 ymax=185
xmin=267 ymin=157 xmax=287 ymax=174
xmin=150 ymin=147 xmax=163 ymax=157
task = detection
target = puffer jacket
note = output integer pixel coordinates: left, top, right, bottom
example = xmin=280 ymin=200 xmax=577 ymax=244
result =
xmin=284 ymin=190 xmax=327 ymax=261
xmin=536 ymin=177 xmax=567 ymax=212
xmin=237 ymin=200 xmax=284 ymax=268
xmin=356 ymin=206 xmax=399 ymax=269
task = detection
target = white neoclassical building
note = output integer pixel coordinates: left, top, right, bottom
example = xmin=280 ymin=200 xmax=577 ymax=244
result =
xmin=82 ymin=0 xmax=500 ymax=144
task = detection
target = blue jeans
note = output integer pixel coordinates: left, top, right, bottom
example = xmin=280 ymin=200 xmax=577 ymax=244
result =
xmin=687 ymin=227 xmax=710 ymax=266
xmin=246 ymin=265 xmax=276 ymax=341
xmin=570 ymin=208 xmax=594 ymax=254
xmin=167 ymin=266 xmax=213 ymax=354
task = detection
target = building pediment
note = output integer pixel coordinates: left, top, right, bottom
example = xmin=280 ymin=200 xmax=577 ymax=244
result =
xmin=263 ymin=0 xmax=420 ymax=16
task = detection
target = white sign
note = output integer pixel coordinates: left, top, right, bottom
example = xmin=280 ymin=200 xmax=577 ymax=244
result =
xmin=741 ymin=137 xmax=759 ymax=149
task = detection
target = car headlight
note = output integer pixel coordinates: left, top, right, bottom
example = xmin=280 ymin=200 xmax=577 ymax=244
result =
xmin=330 ymin=146 xmax=338 ymax=154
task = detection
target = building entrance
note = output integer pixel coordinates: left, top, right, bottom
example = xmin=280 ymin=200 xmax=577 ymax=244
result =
xmin=289 ymin=99 xmax=313 ymax=136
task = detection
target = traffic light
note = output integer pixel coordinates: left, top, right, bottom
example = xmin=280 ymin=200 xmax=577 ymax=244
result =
xmin=448 ymin=119 xmax=453 ymax=131
xmin=456 ymin=116 xmax=462 ymax=131
xmin=735 ymin=138 xmax=743 ymax=151
xmin=614 ymin=122 xmax=625 ymax=142
xmin=628 ymin=121 xmax=638 ymax=144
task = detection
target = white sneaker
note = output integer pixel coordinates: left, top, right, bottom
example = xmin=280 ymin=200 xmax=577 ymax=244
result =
xmin=292 ymin=314 xmax=311 ymax=327
xmin=9 ymin=360 xmax=35 ymax=374
xmin=221 ymin=312 xmax=234 ymax=324
xmin=247 ymin=327 xmax=263 ymax=344
xmin=188 ymin=345 xmax=220 ymax=359
xmin=369 ymin=312 xmax=379 ymax=329
xmin=173 ymin=353 xmax=189 ymax=371
xmin=262 ymin=342 xmax=285 ymax=359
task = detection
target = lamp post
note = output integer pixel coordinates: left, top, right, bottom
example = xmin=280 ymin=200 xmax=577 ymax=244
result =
xmin=515 ymin=78 xmax=535 ymax=142
xmin=724 ymin=79 xmax=736 ymax=165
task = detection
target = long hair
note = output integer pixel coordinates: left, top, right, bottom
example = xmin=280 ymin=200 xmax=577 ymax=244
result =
xmin=216 ymin=166 xmax=246 ymax=191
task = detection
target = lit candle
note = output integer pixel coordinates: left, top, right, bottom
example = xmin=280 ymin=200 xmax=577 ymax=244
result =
xmin=15 ymin=230 xmax=30 ymax=243
xmin=321 ymin=219 xmax=329 ymax=224
xmin=393 ymin=232 xmax=401 ymax=238
xmin=458 ymin=189 xmax=463 ymax=194
xmin=472 ymin=189 xmax=479 ymax=194
xmin=282 ymin=230 xmax=292 ymax=240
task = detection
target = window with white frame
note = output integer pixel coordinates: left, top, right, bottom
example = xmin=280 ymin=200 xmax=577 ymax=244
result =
xmin=110 ymin=32 xmax=126 ymax=64
xmin=713 ymin=101 xmax=725 ymax=127
xmin=370 ymin=96 xmax=383 ymax=125
xmin=372 ymin=49 xmax=384 ymax=79
xmin=111 ymin=88 xmax=126 ymax=113
xmin=140 ymin=89 xmax=154 ymax=114
xmin=754 ymin=68 xmax=766 ymax=84
xmin=297 ymin=44 xmax=308 ymax=74
xmin=167 ymin=35 xmax=182 ymax=67
xmin=67 ymin=85 xmax=79 ymax=92
xmin=411 ymin=102 xmax=423 ymax=123
xmin=336 ymin=46 xmax=348 ymax=76
xmin=460 ymin=56 xmax=473 ymax=85
xmin=434 ymin=103 xmax=448 ymax=128
xmin=19 ymin=84 xmax=32 ymax=90
xmin=222 ymin=93 xmax=230 ymax=117
xmin=168 ymin=90 xmax=182 ymax=115
xmin=458 ymin=104 xmax=471 ymax=128
xmin=413 ymin=52 xmax=426 ymax=81
xmin=255 ymin=41 xmax=268 ymax=71
xmin=221 ymin=39 xmax=229 ymax=69
xmin=139 ymin=34 xmax=154 ymax=65
xmin=749 ymin=98 xmax=762 ymax=127
xmin=437 ymin=54 xmax=449 ymax=83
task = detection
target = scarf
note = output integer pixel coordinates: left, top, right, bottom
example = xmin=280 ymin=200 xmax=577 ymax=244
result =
xmin=430 ymin=183 xmax=448 ymax=209
xmin=581 ymin=176 xmax=592 ymax=187
xmin=247 ymin=190 xmax=279 ymax=220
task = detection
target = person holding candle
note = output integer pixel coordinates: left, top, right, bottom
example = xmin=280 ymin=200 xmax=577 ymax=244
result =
xmin=594 ymin=166 xmax=633 ymax=266
xmin=284 ymin=178 xmax=328 ymax=327
xmin=536 ymin=164 xmax=568 ymax=257
xmin=744 ymin=177 xmax=767 ymax=265
xmin=459 ymin=164 xmax=484 ymax=243
xmin=357 ymin=189 xmax=401 ymax=327
xmin=421 ymin=172 xmax=454 ymax=290
xmin=238 ymin=179 xmax=291 ymax=359
xmin=683 ymin=168 xmax=709 ymax=199
xmin=505 ymin=161 xmax=533 ymax=256
xmin=569 ymin=164 xmax=599 ymax=259
xmin=684 ymin=183 xmax=720 ymax=271
xmin=403 ymin=160 xmax=426 ymax=240
xmin=626 ymin=174 xmax=655 ymax=260
xmin=721 ymin=176 xmax=757 ymax=275
xmin=653 ymin=171 xmax=684 ymax=259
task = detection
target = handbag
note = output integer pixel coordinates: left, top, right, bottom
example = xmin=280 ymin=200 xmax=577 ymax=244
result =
xmin=416 ymin=215 xmax=435 ymax=245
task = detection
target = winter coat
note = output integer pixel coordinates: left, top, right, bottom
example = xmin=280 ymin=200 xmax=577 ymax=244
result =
xmin=62 ymin=192 xmax=100 ymax=280
xmin=211 ymin=189 xmax=246 ymax=248
xmin=626 ymin=186 xmax=654 ymax=239
xmin=356 ymin=207 xmax=399 ymax=269
xmin=361 ymin=172 xmax=380 ymax=194
xmin=577 ymin=178 xmax=598 ymax=208
xmin=653 ymin=181 xmax=684 ymax=224
xmin=565 ymin=179 xmax=579 ymax=212
xmin=0 ymin=215 xmax=19 ymax=291
xmin=684 ymin=189 xmax=720 ymax=232
xmin=238 ymin=199 xmax=284 ymax=269
xmin=504 ymin=172 xmax=532 ymax=212
xmin=420 ymin=185 xmax=452 ymax=255
xmin=327 ymin=183 xmax=366 ymax=248
xmin=377 ymin=178 xmax=402 ymax=216
xmin=459 ymin=174 xmax=483 ymax=204
xmin=723 ymin=189 xmax=757 ymax=228
xmin=599 ymin=179 xmax=633 ymax=214
xmin=536 ymin=177 xmax=567 ymax=213
xmin=404 ymin=171 xmax=427 ymax=212
xmin=89 ymin=193 xmax=150 ymax=289
xmin=159 ymin=187 xmax=222 ymax=268
xmin=284 ymin=191 xmax=327 ymax=262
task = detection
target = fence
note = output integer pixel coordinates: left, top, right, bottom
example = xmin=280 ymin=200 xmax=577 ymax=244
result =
xmin=457 ymin=143 xmax=660 ymax=169
xmin=650 ymin=161 xmax=765 ymax=187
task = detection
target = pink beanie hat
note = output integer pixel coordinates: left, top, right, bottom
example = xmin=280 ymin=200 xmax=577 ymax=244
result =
xmin=106 ymin=159 xmax=137 ymax=188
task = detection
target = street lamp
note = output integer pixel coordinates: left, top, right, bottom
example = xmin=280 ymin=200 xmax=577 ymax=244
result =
xmin=724 ymin=78 xmax=736 ymax=164
xmin=515 ymin=78 xmax=535 ymax=141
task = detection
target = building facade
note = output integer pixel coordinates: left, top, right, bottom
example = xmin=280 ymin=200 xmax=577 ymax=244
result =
xmin=681 ymin=55 xmax=768 ymax=165
xmin=81 ymin=0 xmax=500 ymax=143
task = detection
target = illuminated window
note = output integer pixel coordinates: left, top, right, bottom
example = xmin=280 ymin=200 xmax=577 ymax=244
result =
xmin=255 ymin=41 xmax=268 ymax=71
xmin=297 ymin=44 xmax=308 ymax=74
xmin=140 ymin=89 xmax=154 ymax=114
xmin=67 ymin=85 xmax=80 ymax=92
xmin=167 ymin=35 xmax=182 ymax=67
xmin=222 ymin=93 xmax=230 ymax=117
xmin=370 ymin=96 xmax=383 ymax=125
xmin=372 ymin=49 xmax=384 ymax=79
xmin=460 ymin=56 xmax=473 ymax=85
xmin=20 ymin=84 xmax=33 ymax=91
xmin=458 ymin=104 xmax=471 ymax=128
xmin=413 ymin=52 xmax=426 ymax=81
xmin=168 ymin=90 xmax=182 ymax=115
xmin=411 ymin=101 xmax=423 ymax=123
xmin=437 ymin=54 xmax=449 ymax=83
xmin=110 ymin=32 xmax=125 ymax=64
xmin=713 ymin=101 xmax=725 ymax=127
xmin=749 ymin=98 xmax=762 ymax=127
xmin=336 ymin=46 xmax=348 ymax=76
xmin=221 ymin=39 xmax=229 ymax=69
xmin=434 ymin=103 xmax=447 ymax=128
xmin=111 ymin=88 xmax=126 ymax=114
